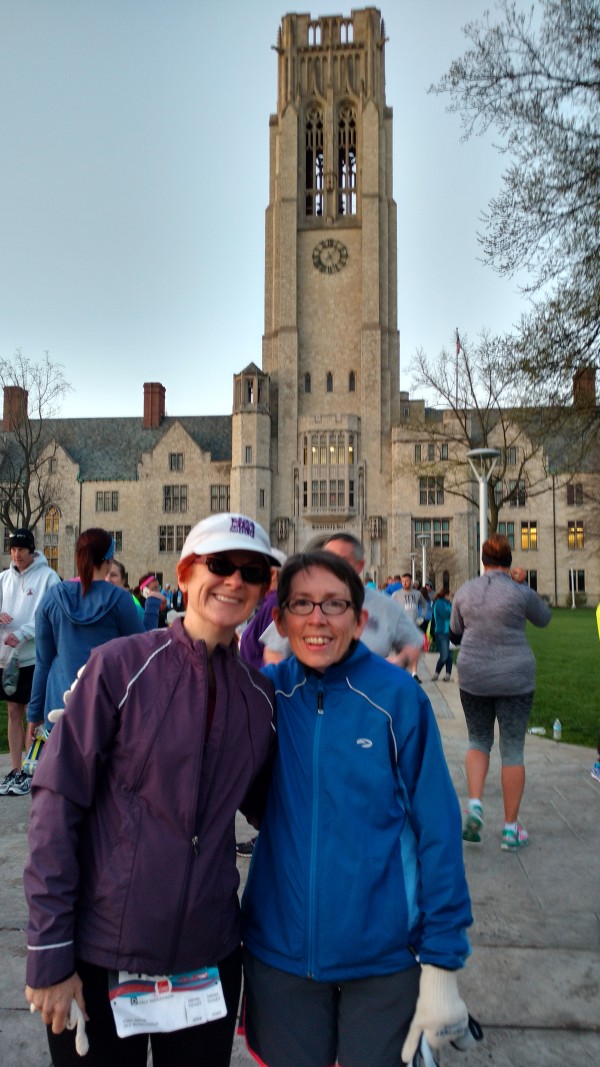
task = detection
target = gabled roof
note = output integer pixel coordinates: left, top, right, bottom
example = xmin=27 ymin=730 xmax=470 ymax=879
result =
xmin=1 ymin=415 xmax=232 ymax=482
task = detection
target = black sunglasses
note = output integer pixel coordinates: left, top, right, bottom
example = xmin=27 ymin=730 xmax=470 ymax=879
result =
xmin=201 ymin=556 xmax=270 ymax=585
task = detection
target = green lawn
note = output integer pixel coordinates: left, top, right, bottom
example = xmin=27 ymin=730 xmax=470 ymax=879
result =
xmin=527 ymin=607 xmax=599 ymax=749
xmin=1 ymin=609 xmax=598 ymax=752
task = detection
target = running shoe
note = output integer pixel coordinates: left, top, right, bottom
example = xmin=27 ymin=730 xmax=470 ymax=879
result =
xmin=0 ymin=769 xmax=19 ymax=796
xmin=591 ymin=761 xmax=600 ymax=784
xmin=7 ymin=770 xmax=32 ymax=796
xmin=501 ymin=822 xmax=529 ymax=850
xmin=462 ymin=804 xmax=483 ymax=843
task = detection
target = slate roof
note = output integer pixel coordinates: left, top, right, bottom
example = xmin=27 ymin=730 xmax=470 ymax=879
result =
xmin=1 ymin=415 xmax=232 ymax=482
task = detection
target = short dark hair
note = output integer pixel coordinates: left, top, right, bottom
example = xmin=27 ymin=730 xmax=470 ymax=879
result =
xmin=322 ymin=532 xmax=364 ymax=564
xmin=277 ymin=550 xmax=365 ymax=618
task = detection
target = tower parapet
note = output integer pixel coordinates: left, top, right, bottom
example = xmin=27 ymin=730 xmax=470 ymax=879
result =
xmin=275 ymin=9 xmax=386 ymax=110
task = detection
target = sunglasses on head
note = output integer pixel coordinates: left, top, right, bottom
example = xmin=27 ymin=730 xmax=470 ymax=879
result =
xmin=201 ymin=556 xmax=270 ymax=585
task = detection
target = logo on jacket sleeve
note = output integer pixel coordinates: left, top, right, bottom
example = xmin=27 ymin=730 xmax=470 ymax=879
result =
xmin=356 ymin=738 xmax=373 ymax=749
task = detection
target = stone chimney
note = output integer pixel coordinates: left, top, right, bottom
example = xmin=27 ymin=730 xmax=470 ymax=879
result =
xmin=2 ymin=386 xmax=28 ymax=431
xmin=572 ymin=366 xmax=596 ymax=409
xmin=143 ymin=382 xmax=166 ymax=429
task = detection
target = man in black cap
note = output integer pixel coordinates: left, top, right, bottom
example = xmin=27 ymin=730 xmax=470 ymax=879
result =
xmin=0 ymin=529 xmax=60 ymax=797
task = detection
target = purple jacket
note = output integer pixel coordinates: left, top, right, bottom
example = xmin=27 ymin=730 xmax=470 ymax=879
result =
xmin=24 ymin=619 xmax=275 ymax=988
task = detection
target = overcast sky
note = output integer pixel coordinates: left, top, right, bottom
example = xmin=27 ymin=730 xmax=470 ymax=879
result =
xmin=0 ymin=0 xmax=529 ymax=420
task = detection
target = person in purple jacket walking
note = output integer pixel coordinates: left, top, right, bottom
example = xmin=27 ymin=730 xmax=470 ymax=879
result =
xmin=24 ymin=513 xmax=279 ymax=1067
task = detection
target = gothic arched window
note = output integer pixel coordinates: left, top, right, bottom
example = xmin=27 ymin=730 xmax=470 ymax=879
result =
xmin=338 ymin=104 xmax=357 ymax=216
xmin=349 ymin=370 xmax=356 ymax=392
xmin=326 ymin=372 xmax=333 ymax=393
xmin=305 ymin=107 xmax=324 ymax=217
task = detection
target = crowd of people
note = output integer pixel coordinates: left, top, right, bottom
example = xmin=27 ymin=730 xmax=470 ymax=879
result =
xmin=0 ymin=516 xmax=559 ymax=1065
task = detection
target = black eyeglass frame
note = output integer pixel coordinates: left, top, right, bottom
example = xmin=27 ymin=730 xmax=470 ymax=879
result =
xmin=283 ymin=598 xmax=354 ymax=617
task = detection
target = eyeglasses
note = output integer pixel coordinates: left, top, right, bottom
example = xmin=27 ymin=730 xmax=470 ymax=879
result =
xmin=284 ymin=598 xmax=353 ymax=616
xmin=200 ymin=556 xmax=270 ymax=586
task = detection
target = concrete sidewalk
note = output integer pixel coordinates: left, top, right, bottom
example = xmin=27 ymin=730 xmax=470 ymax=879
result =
xmin=1 ymin=652 xmax=598 ymax=1065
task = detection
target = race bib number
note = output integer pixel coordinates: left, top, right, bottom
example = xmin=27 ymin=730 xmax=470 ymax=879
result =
xmin=108 ymin=966 xmax=226 ymax=1037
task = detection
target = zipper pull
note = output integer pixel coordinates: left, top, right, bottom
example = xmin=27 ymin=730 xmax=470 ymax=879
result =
xmin=317 ymin=689 xmax=324 ymax=714
xmin=191 ymin=835 xmax=200 ymax=855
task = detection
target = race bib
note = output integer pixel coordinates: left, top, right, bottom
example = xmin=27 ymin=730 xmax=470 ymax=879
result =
xmin=108 ymin=966 xmax=226 ymax=1037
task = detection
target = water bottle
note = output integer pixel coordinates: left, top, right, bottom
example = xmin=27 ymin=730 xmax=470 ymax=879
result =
xmin=21 ymin=726 xmax=49 ymax=777
xmin=2 ymin=649 xmax=19 ymax=697
xmin=553 ymin=718 xmax=562 ymax=742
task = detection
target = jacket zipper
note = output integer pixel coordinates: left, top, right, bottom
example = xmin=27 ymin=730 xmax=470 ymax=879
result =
xmin=166 ymin=650 xmax=209 ymax=972
xmin=307 ymin=682 xmax=324 ymax=978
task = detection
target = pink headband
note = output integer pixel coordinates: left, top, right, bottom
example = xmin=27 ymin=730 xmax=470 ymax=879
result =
xmin=139 ymin=575 xmax=157 ymax=592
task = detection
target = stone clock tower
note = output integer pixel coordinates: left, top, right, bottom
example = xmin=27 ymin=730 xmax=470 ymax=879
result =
xmin=263 ymin=7 xmax=399 ymax=571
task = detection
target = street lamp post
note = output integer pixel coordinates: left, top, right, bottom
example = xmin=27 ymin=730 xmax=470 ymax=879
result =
xmin=409 ymin=551 xmax=418 ymax=584
xmin=467 ymin=448 xmax=501 ymax=574
xmin=415 ymin=533 xmax=430 ymax=586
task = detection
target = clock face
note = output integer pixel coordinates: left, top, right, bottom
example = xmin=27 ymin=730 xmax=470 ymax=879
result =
xmin=312 ymin=239 xmax=348 ymax=274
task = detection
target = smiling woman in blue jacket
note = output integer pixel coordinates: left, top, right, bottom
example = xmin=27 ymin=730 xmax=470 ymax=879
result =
xmin=241 ymin=550 xmax=472 ymax=1067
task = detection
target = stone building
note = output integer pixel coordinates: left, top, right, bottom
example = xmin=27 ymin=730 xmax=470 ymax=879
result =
xmin=1 ymin=8 xmax=598 ymax=602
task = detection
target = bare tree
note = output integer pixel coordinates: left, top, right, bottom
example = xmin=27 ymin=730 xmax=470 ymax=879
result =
xmin=409 ymin=332 xmax=577 ymax=534
xmin=0 ymin=351 xmax=71 ymax=533
xmin=431 ymin=0 xmax=600 ymax=403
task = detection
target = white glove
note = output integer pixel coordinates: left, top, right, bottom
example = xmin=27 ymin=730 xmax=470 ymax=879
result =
xmin=48 ymin=665 xmax=87 ymax=723
xmin=66 ymin=998 xmax=89 ymax=1056
xmin=30 ymin=998 xmax=89 ymax=1056
xmin=401 ymin=964 xmax=468 ymax=1064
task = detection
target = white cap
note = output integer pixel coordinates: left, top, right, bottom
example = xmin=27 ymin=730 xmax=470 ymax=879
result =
xmin=180 ymin=513 xmax=281 ymax=566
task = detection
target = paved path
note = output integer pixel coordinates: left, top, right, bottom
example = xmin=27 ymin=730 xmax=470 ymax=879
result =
xmin=1 ymin=652 xmax=598 ymax=1065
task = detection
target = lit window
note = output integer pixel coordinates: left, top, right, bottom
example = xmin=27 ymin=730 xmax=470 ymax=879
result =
xmin=521 ymin=521 xmax=537 ymax=551
xmin=567 ymin=520 xmax=584 ymax=549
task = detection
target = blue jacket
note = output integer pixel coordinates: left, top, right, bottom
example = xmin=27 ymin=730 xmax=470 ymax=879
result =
xmin=433 ymin=596 xmax=452 ymax=635
xmin=28 ymin=580 xmax=158 ymax=726
xmin=242 ymin=642 xmax=472 ymax=981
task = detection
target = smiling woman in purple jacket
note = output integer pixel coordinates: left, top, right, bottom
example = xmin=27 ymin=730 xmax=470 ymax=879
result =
xmin=24 ymin=513 xmax=279 ymax=1067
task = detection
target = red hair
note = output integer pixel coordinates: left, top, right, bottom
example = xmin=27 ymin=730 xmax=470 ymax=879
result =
xmin=175 ymin=556 xmax=194 ymax=607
